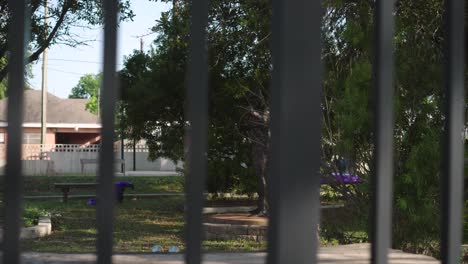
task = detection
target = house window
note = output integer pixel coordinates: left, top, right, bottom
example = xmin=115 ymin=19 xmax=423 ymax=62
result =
xmin=23 ymin=133 xmax=41 ymax=144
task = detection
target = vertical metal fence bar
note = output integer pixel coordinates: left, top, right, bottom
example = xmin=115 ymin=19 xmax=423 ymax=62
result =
xmin=267 ymin=0 xmax=323 ymax=263
xmin=184 ymin=0 xmax=209 ymax=264
xmin=3 ymin=0 xmax=28 ymax=263
xmin=96 ymin=0 xmax=119 ymax=263
xmin=370 ymin=0 xmax=396 ymax=263
xmin=440 ymin=0 xmax=465 ymax=262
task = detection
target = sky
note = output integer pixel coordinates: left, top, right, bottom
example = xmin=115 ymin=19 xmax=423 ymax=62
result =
xmin=29 ymin=1 xmax=171 ymax=99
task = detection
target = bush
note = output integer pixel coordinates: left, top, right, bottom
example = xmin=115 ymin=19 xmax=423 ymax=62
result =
xmin=23 ymin=206 xmax=52 ymax=227
xmin=320 ymin=205 xmax=369 ymax=245
xmin=206 ymin=158 xmax=257 ymax=195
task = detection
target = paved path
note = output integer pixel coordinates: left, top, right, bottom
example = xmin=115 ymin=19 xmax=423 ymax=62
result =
xmin=17 ymin=244 xmax=439 ymax=264
xmin=120 ymin=171 xmax=181 ymax=176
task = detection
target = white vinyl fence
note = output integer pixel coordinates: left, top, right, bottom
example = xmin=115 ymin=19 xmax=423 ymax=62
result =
xmin=0 ymin=144 xmax=181 ymax=176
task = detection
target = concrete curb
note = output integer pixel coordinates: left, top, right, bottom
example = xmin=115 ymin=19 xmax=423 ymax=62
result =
xmin=202 ymin=204 xmax=344 ymax=214
xmin=203 ymin=222 xmax=267 ymax=241
xmin=122 ymin=171 xmax=182 ymax=176
xmin=203 ymin=206 xmax=256 ymax=214
xmin=20 ymin=217 xmax=52 ymax=239
xmin=0 ymin=217 xmax=52 ymax=240
xmin=15 ymin=244 xmax=440 ymax=263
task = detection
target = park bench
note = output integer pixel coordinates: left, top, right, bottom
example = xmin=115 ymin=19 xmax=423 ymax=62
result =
xmin=80 ymin=158 xmax=126 ymax=175
xmin=54 ymin=181 xmax=134 ymax=203
xmin=54 ymin=183 xmax=98 ymax=203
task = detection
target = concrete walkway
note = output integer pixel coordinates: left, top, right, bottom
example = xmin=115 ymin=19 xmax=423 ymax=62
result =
xmin=17 ymin=244 xmax=439 ymax=264
xmin=119 ymin=171 xmax=181 ymax=176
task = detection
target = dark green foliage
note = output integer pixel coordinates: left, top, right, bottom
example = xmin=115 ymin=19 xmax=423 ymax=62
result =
xmin=322 ymin=0 xmax=458 ymax=258
xmin=206 ymin=148 xmax=257 ymax=195
xmin=392 ymin=0 xmax=445 ymax=254
xmin=320 ymin=206 xmax=369 ymax=245
xmin=69 ymin=73 xmax=102 ymax=114
xmin=0 ymin=0 xmax=134 ymax=84
xmin=119 ymin=0 xmax=465 ymax=257
xmin=120 ymin=1 xmax=269 ymax=196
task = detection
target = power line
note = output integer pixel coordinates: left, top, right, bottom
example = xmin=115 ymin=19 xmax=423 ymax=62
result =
xmin=47 ymin=58 xmax=123 ymax=65
xmin=133 ymin=32 xmax=158 ymax=53
xmin=132 ymin=31 xmax=157 ymax=39
xmin=47 ymin=67 xmax=92 ymax=76
xmin=48 ymin=58 xmax=102 ymax=64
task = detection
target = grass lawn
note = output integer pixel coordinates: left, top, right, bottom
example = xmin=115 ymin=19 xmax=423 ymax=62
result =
xmin=3 ymin=176 xmax=265 ymax=253
xmin=21 ymin=175 xmax=185 ymax=196
xmin=23 ymin=198 xmax=183 ymax=252
xmin=1 ymin=175 xmax=385 ymax=253
xmin=21 ymin=197 xmax=266 ymax=253
xmin=0 ymin=175 xmax=463 ymax=255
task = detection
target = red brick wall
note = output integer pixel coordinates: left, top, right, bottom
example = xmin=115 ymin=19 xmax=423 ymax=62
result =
xmin=55 ymin=133 xmax=100 ymax=144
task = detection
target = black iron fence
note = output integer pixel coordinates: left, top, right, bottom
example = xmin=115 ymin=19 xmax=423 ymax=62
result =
xmin=2 ymin=0 xmax=465 ymax=263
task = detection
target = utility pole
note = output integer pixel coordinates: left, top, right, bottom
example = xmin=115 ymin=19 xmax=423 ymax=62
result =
xmin=128 ymin=32 xmax=154 ymax=171
xmin=133 ymin=38 xmax=144 ymax=171
xmin=133 ymin=136 xmax=136 ymax=171
xmin=120 ymin=107 xmax=124 ymax=173
xmin=97 ymin=85 xmax=100 ymax=118
xmin=140 ymin=37 xmax=144 ymax=54
xmin=40 ymin=0 xmax=49 ymax=156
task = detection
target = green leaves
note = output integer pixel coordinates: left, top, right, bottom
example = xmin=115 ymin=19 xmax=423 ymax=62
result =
xmin=0 ymin=0 xmax=134 ymax=84
xmin=117 ymin=3 xmax=460 ymax=253
xmin=342 ymin=21 xmax=365 ymax=47
xmin=118 ymin=0 xmax=273 ymax=195
xmin=397 ymin=197 xmax=408 ymax=211
xmin=323 ymin=0 xmax=452 ymax=255
xmin=68 ymin=73 xmax=102 ymax=114
xmin=336 ymin=60 xmax=371 ymax=155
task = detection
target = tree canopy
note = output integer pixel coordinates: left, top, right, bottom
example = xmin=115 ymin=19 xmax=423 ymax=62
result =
xmin=120 ymin=0 xmax=272 ymax=213
xmin=0 ymin=0 xmax=134 ymax=98
xmin=120 ymin=0 xmax=467 ymax=256
xmin=69 ymin=73 xmax=101 ymax=114
xmin=321 ymin=0 xmax=457 ymax=254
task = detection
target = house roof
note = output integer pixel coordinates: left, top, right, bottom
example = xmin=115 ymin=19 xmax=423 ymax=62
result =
xmin=0 ymin=90 xmax=100 ymax=125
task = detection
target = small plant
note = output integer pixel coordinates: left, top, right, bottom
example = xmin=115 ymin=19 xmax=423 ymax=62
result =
xmin=23 ymin=207 xmax=50 ymax=227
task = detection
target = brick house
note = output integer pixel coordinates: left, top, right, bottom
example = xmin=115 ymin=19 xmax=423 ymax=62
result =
xmin=0 ymin=90 xmax=101 ymax=145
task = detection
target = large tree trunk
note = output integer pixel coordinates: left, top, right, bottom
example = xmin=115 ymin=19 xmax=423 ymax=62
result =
xmin=250 ymin=138 xmax=269 ymax=216
xmin=247 ymin=108 xmax=270 ymax=216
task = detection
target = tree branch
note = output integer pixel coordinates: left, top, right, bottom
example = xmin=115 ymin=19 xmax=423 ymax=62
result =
xmin=0 ymin=0 xmax=72 ymax=83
